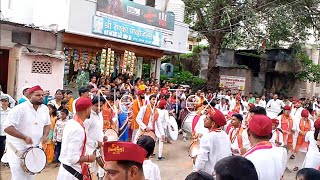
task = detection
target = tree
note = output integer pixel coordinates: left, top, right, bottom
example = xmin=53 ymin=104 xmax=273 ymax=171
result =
xmin=184 ymin=0 xmax=320 ymax=90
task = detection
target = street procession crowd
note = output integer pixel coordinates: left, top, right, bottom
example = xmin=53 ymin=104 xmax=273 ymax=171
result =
xmin=0 ymin=73 xmax=320 ymax=180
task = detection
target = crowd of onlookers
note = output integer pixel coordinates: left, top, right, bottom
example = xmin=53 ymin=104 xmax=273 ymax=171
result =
xmin=1 ymin=72 xmax=320 ymax=180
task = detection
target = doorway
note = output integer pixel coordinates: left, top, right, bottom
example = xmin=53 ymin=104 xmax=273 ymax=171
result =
xmin=0 ymin=49 xmax=9 ymax=93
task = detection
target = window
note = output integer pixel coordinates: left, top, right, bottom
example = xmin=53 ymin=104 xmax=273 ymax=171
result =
xmin=31 ymin=60 xmax=52 ymax=74
xmin=146 ymin=0 xmax=155 ymax=7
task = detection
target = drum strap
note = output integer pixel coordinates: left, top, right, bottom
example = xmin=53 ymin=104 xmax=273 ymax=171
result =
xmin=7 ymin=142 xmax=23 ymax=157
xmin=63 ymin=164 xmax=83 ymax=180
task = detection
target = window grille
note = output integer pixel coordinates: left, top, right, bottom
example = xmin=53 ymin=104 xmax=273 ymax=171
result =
xmin=31 ymin=60 xmax=52 ymax=74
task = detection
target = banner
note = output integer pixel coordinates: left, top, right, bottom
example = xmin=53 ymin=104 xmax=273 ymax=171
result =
xmin=219 ymin=75 xmax=246 ymax=90
xmin=92 ymin=15 xmax=162 ymax=47
xmin=96 ymin=0 xmax=175 ymax=31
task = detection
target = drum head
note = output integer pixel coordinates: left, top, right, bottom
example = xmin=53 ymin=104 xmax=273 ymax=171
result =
xmin=140 ymin=131 xmax=157 ymax=142
xmin=188 ymin=141 xmax=200 ymax=158
xmin=24 ymin=148 xmax=46 ymax=173
xmin=182 ymin=113 xmax=196 ymax=133
xmin=168 ymin=116 xmax=178 ymax=141
xmin=104 ymin=129 xmax=119 ymax=142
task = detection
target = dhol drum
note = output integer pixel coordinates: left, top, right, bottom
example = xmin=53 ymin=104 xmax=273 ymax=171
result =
xmin=182 ymin=112 xmax=197 ymax=134
xmin=138 ymin=130 xmax=157 ymax=142
xmin=189 ymin=141 xmax=200 ymax=164
xmin=168 ymin=116 xmax=179 ymax=141
xmin=104 ymin=129 xmax=119 ymax=142
xmin=21 ymin=147 xmax=46 ymax=175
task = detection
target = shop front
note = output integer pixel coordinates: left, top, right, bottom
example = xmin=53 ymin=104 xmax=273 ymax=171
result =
xmin=56 ymin=0 xmax=188 ymax=87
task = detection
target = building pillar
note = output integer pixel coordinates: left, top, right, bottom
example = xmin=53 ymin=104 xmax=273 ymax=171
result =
xmin=155 ymin=58 xmax=161 ymax=80
xmin=135 ymin=57 xmax=143 ymax=79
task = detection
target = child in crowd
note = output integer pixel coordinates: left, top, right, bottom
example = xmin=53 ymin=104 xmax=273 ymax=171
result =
xmin=53 ymin=109 xmax=69 ymax=168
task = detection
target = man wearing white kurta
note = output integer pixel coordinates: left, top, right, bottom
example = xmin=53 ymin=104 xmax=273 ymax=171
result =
xmin=228 ymin=114 xmax=250 ymax=155
xmin=57 ymin=97 xmax=96 ymax=180
xmin=270 ymin=119 xmax=284 ymax=146
xmin=3 ymin=85 xmax=50 ymax=180
xmin=157 ymin=99 xmax=169 ymax=159
xmin=84 ymin=96 xmax=105 ymax=179
xmin=194 ymin=109 xmax=231 ymax=175
xmin=244 ymin=115 xmax=287 ymax=180
xmin=134 ymin=95 xmax=165 ymax=144
xmin=266 ymin=94 xmax=285 ymax=118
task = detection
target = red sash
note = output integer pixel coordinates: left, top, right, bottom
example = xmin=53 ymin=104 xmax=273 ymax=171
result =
xmin=74 ymin=115 xmax=91 ymax=180
xmin=230 ymin=127 xmax=244 ymax=149
xmin=192 ymin=115 xmax=201 ymax=133
xmin=243 ymin=141 xmax=273 ymax=157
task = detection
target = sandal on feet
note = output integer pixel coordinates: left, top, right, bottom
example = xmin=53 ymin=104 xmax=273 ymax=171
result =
xmin=290 ymin=155 xmax=295 ymax=159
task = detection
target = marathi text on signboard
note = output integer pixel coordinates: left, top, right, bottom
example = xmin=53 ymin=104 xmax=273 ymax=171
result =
xmin=96 ymin=0 xmax=175 ymax=31
xmin=92 ymin=15 xmax=162 ymax=47
xmin=219 ymin=75 xmax=246 ymax=91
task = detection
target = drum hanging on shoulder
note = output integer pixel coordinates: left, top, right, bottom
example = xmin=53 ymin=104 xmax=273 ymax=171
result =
xmin=168 ymin=116 xmax=179 ymax=141
xmin=21 ymin=147 xmax=46 ymax=175
xmin=138 ymin=130 xmax=157 ymax=142
xmin=182 ymin=112 xmax=197 ymax=134
xmin=188 ymin=141 xmax=200 ymax=158
xmin=104 ymin=129 xmax=119 ymax=142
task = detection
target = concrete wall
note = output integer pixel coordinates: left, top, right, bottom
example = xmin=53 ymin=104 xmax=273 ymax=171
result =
xmin=0 ymin=25 xmax=57 ymax=50
xmin=219 ymin=67 xmax=253 ymax=95
xmin=66 ymin=0 xmax=188 ymax=54
xmin=16 ymin=55 xmax=64 ymax=99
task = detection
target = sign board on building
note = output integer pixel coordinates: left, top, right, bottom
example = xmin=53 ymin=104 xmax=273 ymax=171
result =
xmin=219 ymin=75 xmax=245 ymax=90
xmin=92 ymin=15 xmax=162 ymax=47
xmin=96 ymin=0 xmax=175 ymax=31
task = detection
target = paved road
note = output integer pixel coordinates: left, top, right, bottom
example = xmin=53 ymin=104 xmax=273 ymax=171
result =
xmin=0 ymin=135 xmax=300 ymax=180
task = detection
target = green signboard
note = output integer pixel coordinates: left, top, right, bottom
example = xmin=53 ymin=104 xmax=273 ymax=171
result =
xmin=97 ymin=0 xmax=175 ymax=31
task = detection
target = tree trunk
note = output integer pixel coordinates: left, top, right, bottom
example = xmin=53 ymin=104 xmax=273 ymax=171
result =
xmin=207 ymin=37 xmax=222 ymax=91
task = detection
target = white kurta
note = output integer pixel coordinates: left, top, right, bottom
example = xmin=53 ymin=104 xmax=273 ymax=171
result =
xmin=228 ymin=127 xmax=250 ymax=152
xmin=245 ymin=146 xmax=287 ymax=180
xmin=302 ymin=131 xmax=320 ymax=169
xmin=3 ymin=101 xmax=50 ymax=180
xmin=84 ymin=110 xmax=103 ymax=154
xmin=157 ymin=109 xmax=169 ymax=131
xmin=134 ymin=105 xmax=164 ymax=143
xmin=143 ymin=159 xmax=161 ymax=180
xmin=194 ymin=130 xmax=231 ymax=175
xmin=270 ymin=129 xmax=284 ymax=146
xmin=57 ymin=119 xmax=85 ymax=180
xmin=266 ymin=99 xmax=285 ymax=118
xmin=0 ymin=107 xmax=11 ymax=136
xmin=83 ymin=110 xmax=104 ymax=175
xmin=194 ymin=115 xmax=209 ymax=137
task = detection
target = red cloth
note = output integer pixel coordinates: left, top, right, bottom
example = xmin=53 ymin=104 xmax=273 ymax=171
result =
xmin=209 ymin=108 xmax=226 ymax=126
xmin=301 ymin=109 xmax=309 ymax=118
xmin=249 ymin=115 xmax=272 ymax=136
xmin=283 ymin=105 xmax=291 ymax=110
xmin=192 ymin=115 xmax=201 ymax=132
xmin=137 ymin=90 xmax=145 ymax=95
xmin=28 ymin=85 xmax=43 ymax=93
xmin=248 ymin=103 xmax=255 ymax=109
xmin=103 ymin=142 xmax=147 ymax=164
xmin=158 ymin=99 xmax=167 ymax=108
xmin=75 ymin=97 xmax=92 ymax=112
xmin=314 ymin=119 xmax=320 ymax=129
xmin=271 ymin=119 xmax=279 ymax=125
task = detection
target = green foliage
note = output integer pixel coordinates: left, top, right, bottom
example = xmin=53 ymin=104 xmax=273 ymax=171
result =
xmin=160 ymin=70 xmax=206 ymax=90
xmin=295 ymin=51 xmax=320 ymax=83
